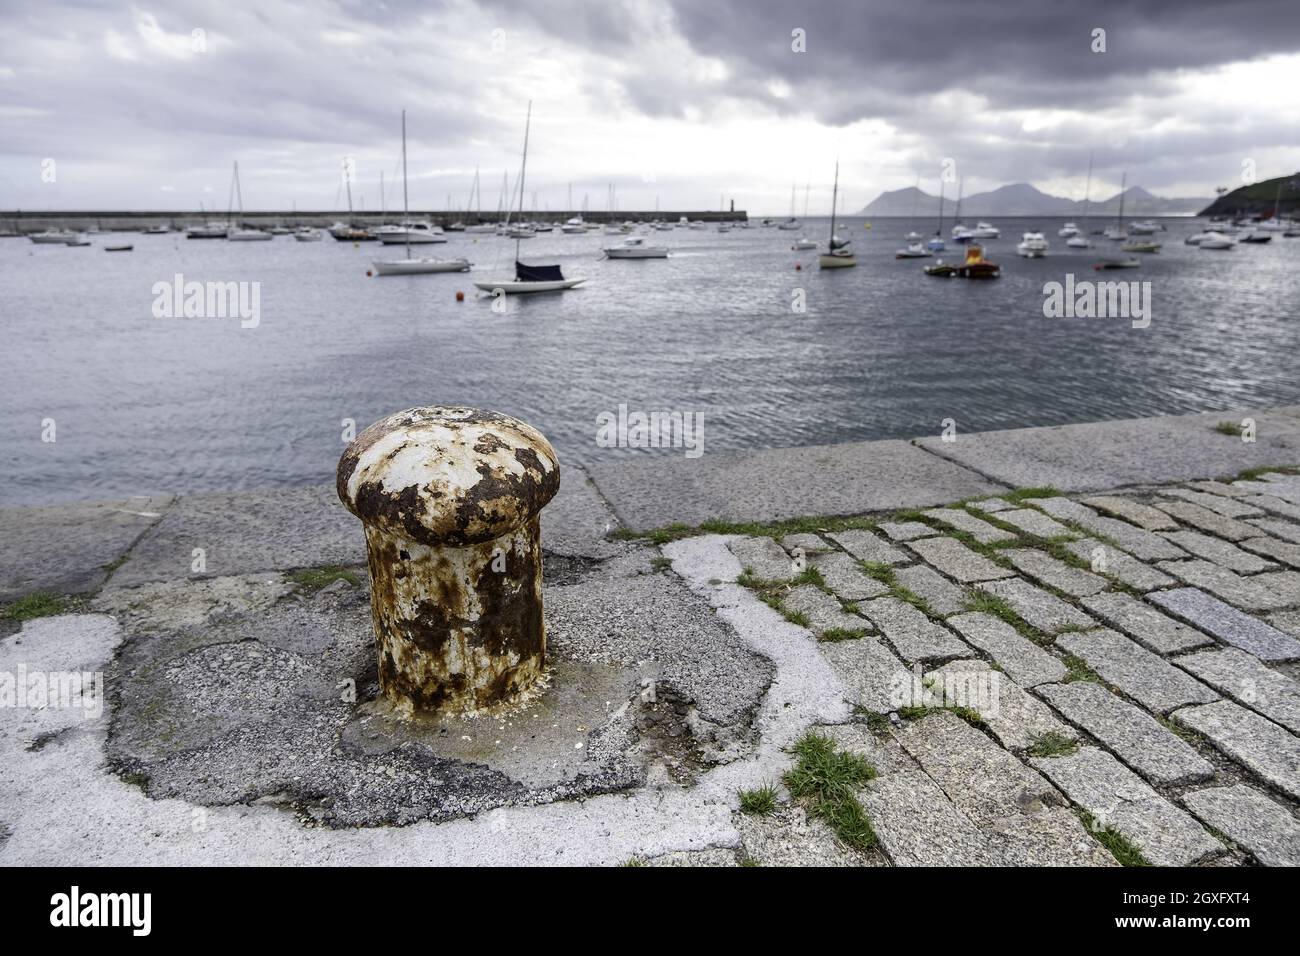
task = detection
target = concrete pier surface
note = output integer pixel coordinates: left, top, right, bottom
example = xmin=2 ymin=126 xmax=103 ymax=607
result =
xmin=3 ymin=406 xmax=1300 ymax=866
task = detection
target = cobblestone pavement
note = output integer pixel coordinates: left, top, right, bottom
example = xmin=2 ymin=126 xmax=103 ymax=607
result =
xmin=722 ymin=470 xmax=1300 ymax=867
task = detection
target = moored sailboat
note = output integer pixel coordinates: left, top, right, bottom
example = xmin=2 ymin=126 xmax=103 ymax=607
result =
xmin=818 ymin=161 xmax=856 ymax=269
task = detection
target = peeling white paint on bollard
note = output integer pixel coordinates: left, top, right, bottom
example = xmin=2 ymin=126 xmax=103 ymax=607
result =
xmin=336 ymin=406 xmax=560 ymax=716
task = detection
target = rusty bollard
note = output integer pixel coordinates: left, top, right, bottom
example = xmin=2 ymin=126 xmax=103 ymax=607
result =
xmin=336 ymin=406 xmax=561 ymax=716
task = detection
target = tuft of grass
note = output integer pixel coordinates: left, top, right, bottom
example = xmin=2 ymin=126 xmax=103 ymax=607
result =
xmin=738 ymin=853 xmax=761 ymax=867
xmin=818 ymin=627 xmax=868 ymax=643
xmin=896 ymin=705 xmax=934 ymax=721
xmin=619 ymin=857 xmax=645 ymax=867
xmin=649 ymin=555 xmax=673 ymax=572
xmin=1232 ymin=464 xmax=1300 ymax=482
xmin=1002 ymin=487 xmax=1061 ymax=503
xmin=783 ymin=732 xmax=878 ymax=850
xmin=1027 ymin=731 xmax=1079 ymax=758
xmin=792 ymin=566 xmax=827 ymax=589
xmin=1078 ymin=811 xmax=1150 ymax=867
xmin=739 ymin=784 xmax=779 ymax=816
xmin=856 ymin=708 xmax=892 ymax=733
xmin=1213 ymin=421 xmax=1241 ymax=436
xmin=286 ymin=566 xmax=361 ymax=592
xmin=947 ymin=705 xmax=989 ymax=730
xmin=962 ymin=592 xmax=1046 ymax=643
xmin=2 ymin=592 xmax=72 ymax=621
xmin=619 ymin=514 xmax=876 ymax=545
xmin=1062 ymin=653 xmax=1100 ymax=684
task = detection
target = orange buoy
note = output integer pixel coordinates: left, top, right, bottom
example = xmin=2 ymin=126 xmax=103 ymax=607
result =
xmin=455 ymin=290 xmax=465 ymax=301
xmin=366 ymin=270 xmax=373 ymax=277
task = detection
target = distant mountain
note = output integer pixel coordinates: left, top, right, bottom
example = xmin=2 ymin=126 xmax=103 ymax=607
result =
xmin=859 ymin=182 xmax=1210 ymax=217
xmin=1198 ymin=173 xmax=1300 ymax=218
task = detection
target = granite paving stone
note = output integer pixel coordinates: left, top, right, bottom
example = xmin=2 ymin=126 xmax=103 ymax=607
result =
xmin=1081 ymin=495 xmax=1179 ymax=531
xmin=896 ymin=711 xmax=1064 ymax=827
xmin=994 ymin=508 xmax=1076 ymax=539
xmin=1257 ymin=570 xmax=1300 ymax=607
xmin=1037 ymin=682 xmax=1214 ymax=786
xmin=1175 ymin=647 xmax=1300 ymax=734
xmin=1246 ymin=518 xmax=1300 ymax=544
xmin=1157 ymin=531 xmax=1276 ymax=574
xmin=968 ymin=498 xmax=1014 ymax=513
xmin=826 ymin=529 xmax=908 ymax=566
xmin=1241 ymin=495 xmax=1300 ymax=522
xmin=907 ymin=537 xmax=1014 ymax=583
xmin=924 ymin=661 xmax=1076 ymax=752
xmin=1030 ymin=497 xmax=1189 ymax=560
xmin=892 ymin=564 xmax=970 ymax=616
xmin=1153 ymin=501 xmax=1259 ymax=541
xmin=920 ymin=508 xmax=1016 ymax=544
xmin=779 ymin=532 xmax=834 ymax=555
xmin=1001 ymin=548 xmax=1108 ymax=597
xmin=1031 ymin=747 xmax=1222 ymax=866
xmin=1148 ymin=587 xmax=1300 ymax=661
xmin=1239 ymin=536 xmax=1300 ymax=569
xmin=781 ymin=585 xmax=871 ymax=637
xmin=1080 ymin=592 xmax=1214 ymax=654
xmin=946 ymin=612 xmax=1067 ymax=686
xmin=1182 ymin=785 xmax=1300 ymax=867
xmin=1185 ymin=480 xmax=1249 ymax=499
xmin=1062 ymin=538 xmax=1176 ymax=591
xmin=1056 ymin=628 xmax=1219 ymax=713
xmin=820 ymin=638 xmax=911 ymax=714
xmin=728 ymin=536 xmax=797 ymax=582
xmin=1159 ymin=488 xmax=1264 ymax=518
xmin=1156 ymin=559 xmax=1292 ymax=612
xmin=810 ymin=551 xmax=890 ymax=601
xmin=857 ymin=771 xmax=1004 ymax=866
xmin=877 ymin=521 xmax=938 ymax=542
xmin=976 ymin=577 xmax=1096 ymax=633
xmin=858 ymin=597 xmax=974 ymax=664
xmin=1172 ymin=700 xmax=1300 ymax=800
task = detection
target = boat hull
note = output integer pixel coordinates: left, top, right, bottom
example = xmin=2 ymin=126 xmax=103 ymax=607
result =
xmin=372 ymin=258 xmax=471 ymax=275
xmin=472 ymin=278 xmax=586 ymax=294
xmin=604 ymin=248 xmax=668 ymax=258
xmin=818 ymin=254 xmax=856 ymax=269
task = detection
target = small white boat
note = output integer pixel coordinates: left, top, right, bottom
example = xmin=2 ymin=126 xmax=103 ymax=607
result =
xmin=1016 ymin=232 xmax=1049 ymax=258
xmin=972 ymin=221 xmax=1000 ymax=238
xmin=1066 ymin=235 xmax=1091 ymax=248
xmin=1058 ymin=222 xmax=1080 ymax=238
xmin=604 ymin=236 xmax=668 ymax=258
xmin=895 ymin=240 xmax=931 ymax=258
xmin=506 ymin=225 xmax=536 ymax=239
xmin=465 ymin=223 xmax=496 ymax=234
xmin=373 ymin=256 xmax=470 ymax=275
xmin=63 ymin=233 xmax=92 ymax=246
xmin=293 ymin=227 xmax=323 ymax=241
xmin=1128 ymin=220 xmax=1161 ymax=235
xmin=104 ymin=243 xmax=133 ymax=252
xmin=28 ymin=229 xmax=76 ymax=244
xmin=688 ymin=220 xmax=708 ymax=230
xmin=1199 ymin=231 xmax=1236 ymax=250
xmin=144 ymin=224 xmax=171 ymax=235
xmin=378 ymin=220 xmax=446 ymax=244
xmin=652 ymin=221 xmax=673 ymax=232
xmin=777 ymin=218 xmax=801 ymax=231
xmin=267 ymin=226 xmax=292 ymax=235
xmin=1256 ymin=218 xmax=1287 ymax=232
xmin=927 ymin=235 xmax=945 ymax=252
xmin=561 ymin=217 xmax=587 ymax=234
xmin=1103 ymin=226 xmax=1128 ymax=240
xmin=227 ymin=226 xmax=273 ymax=241
xmin=1121 ymin=239 xmax=1161 ymax=253
xmin=791 ymin=237 xmax=817 ymax=250
xmin=716 ymin=222 xmax=732 ymax=233
xmin=950 ymin=223 xmax=974 ymax=244
xmin=818 ymin=161 xmax=856 ymax=269
xmin=187 ymin=221 xmax=229 ymax=239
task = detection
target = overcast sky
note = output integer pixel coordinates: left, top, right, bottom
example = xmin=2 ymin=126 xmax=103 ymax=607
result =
xmin=3 ymin=0 xmax=1298 ymax=214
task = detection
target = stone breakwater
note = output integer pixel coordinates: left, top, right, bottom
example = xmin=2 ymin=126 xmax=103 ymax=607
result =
xmin=2 ymin=405 xmax=1300 ymax=865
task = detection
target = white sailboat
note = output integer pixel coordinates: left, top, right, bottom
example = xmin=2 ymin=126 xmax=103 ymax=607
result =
xmin=778 ymin=183 xmax=801 ymax=230
xmin=818 ymin=161 xmax=856 ymax=269
xmin=473 ymin=102 xmax=585 ymax=294
xmin=225 ymin=162 xmax=273 ymax=240
xmin=372 ymin=110 xmax=470 ymax=276
xmin=928 ymin=179 xmax=946 ymax=252
xmin=896 ymin=175 xmax=931 ymax=257
xmin=1066 ymin=154 xmax=1093 ymax=248
xmin=1103 ymin=173 xmax=1130 ymax=240
xmin=604 ymin=235 xmax=668 ymax=258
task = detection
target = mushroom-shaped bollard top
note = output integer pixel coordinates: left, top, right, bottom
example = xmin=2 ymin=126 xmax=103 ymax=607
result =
xmin=337 ymin=406 xmax=560 ymax=547
xmin=336 ymin=406 xmax=561 ymax=715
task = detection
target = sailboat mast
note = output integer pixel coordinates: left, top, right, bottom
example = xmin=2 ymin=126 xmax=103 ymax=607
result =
xmin=401 ymin=109 xmax=411 ymax=258
xmin=1082 ymin=152 xmax=1093 ymax=227
xmin=1117 ymin=172 xmax=1126 ymax=229
xmin=829 ymin=161 xmax=839 ymax=244
xmin=515 ymin=100 xmax=532 ymax=260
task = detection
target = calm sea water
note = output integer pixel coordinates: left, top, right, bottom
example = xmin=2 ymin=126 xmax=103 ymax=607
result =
xmin=2 ymin=218 xmax=1298 ymax=507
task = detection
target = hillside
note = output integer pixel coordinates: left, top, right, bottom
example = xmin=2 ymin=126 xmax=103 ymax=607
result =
xmin=1197 ymin=173 xmax=1299 ymax=217
xmin=860 ymin=182 xmax=1209 ymax=217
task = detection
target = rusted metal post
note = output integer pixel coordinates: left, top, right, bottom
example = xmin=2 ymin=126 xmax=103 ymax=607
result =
xmin=336 ymin=406 xmax=560 ymax=716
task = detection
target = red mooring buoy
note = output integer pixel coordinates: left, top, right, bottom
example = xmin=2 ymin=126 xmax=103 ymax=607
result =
xmin=456 ymin=290 xmax=465 ymax=302
xmin=795 ymin=262 xmax=802 ymax=271
xmin=366 ymin=270 xmax=373 ymax=277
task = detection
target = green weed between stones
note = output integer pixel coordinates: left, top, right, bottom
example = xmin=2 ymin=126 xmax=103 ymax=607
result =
xmin=1027 ymin=731 xmax=1079 ymax=758
xmin=1078 ymin=811 xmax=1150 ymax=867
xmin=784 ymin=732 xmax=877 ymax=850
xmin=2 ymin=592 xmax=73 ymax=621
xmin=1213 ymin=421 xmax=1241 ymax=436
xmin=286 ymin=566 xmax=361 ymax=592
xmin=1062 ymin=653 xmax=1101 ymax=684
xmin=738 ymin=784 xmax=779 ymax=816
xmin=614 ymin=514 xmax=877 ymax=545
xmin=1231 ymin=464 xmax=1300 ymax=482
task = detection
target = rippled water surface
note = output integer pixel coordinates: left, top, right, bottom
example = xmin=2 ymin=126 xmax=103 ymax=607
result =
xmin=3 ymin=217 xmax=1298 ymax=506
